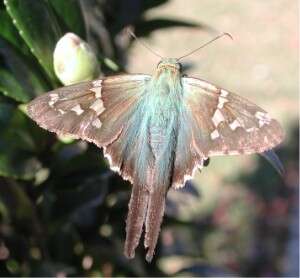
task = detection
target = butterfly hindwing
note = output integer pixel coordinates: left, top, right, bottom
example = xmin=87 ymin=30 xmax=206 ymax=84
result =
xmin=97 ymin=75 xmax=150 ymax=146
xmin=182 ymin=77 xmax=284 ymax=157
xmin=172 ymin=110 xmax=206 ymax=188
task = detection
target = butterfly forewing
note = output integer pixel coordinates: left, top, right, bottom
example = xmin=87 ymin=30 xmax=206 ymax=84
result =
xmin=182 ymin=77 xmax=284 ymax=157
xmin=27 ymin=74 xmax=151 ymax=149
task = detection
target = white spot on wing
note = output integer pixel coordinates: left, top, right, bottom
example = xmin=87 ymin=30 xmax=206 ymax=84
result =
xmin=90 ymin=86 xmax=102 ymax=98
xmin=255 ymin=111 xmax=271 ymax=127
xmin=217 ymin=96 xmax=228 ymax=109
xmin=263 ymin=136 xmax=269 ymax=144
xmin=71 ymin=104 xmax=84 ymax=115
xmin=92 ymin=80 xmax=102 ymax=87
xmin=103 ymin=149 xmax=120 ymax=173
xmin=202 ymin=82 xmax=217 ymax=92
xmin=90 ymin=99 xmax=105 ymax=115
xmin=229 ymin=119 xmax=241 ymax=130
xmin=50 ymin=93 xmax=58 ymax=100
xmin=210 ymin=129 xmax=220 ymax=140
xmin=220 ymin=89 xmax=229 ymax=97
xmin=246 ymin=127 xmax=256 ymax=133
xmin=212 ymin=109 xmax=225 ymax=127
xmin=92 ymin=118 xmax=102 ymax=128
xmin=49 ymin=93 xmax=59 ymax=107
xmin=110 ymin=165 xmax=120 ymax=172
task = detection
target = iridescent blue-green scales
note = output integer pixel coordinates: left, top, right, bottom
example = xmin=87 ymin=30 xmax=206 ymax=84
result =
xmin=27 ymin=58 xmax=284 ymax=262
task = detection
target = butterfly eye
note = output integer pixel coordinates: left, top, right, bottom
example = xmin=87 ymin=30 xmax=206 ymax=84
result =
xmin=203 ymin=158 xmax=210 ymax=167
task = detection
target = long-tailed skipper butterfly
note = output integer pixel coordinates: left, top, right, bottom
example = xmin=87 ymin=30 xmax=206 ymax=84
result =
xmin=27 ymin=32 xmax=284 ymax=262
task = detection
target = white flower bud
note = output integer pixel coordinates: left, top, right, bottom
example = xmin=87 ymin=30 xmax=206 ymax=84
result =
xmin=53 ymin=33 xmax=100 ymax=85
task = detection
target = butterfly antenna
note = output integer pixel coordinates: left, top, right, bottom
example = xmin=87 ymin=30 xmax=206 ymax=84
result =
xmin=126 ymin=27 xmax=163 ymax=59
xmin=177 ymin=32 xmax=233 ymax=61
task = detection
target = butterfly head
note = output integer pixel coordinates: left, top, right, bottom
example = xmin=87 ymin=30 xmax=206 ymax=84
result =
xmin=157 ymin=58 xmax=182 ymax=73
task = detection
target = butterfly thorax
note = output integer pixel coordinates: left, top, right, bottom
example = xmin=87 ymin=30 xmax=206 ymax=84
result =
xmin=155 ymin=58 xmax=181 ymax=80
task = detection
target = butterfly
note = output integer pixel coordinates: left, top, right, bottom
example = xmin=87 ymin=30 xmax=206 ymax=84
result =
xmin=27 ymin=49 xmax=284 ymax=261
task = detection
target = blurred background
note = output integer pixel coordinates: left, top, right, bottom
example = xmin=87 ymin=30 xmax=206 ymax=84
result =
xmin=0 ymin=0 xmax=298 ymax=276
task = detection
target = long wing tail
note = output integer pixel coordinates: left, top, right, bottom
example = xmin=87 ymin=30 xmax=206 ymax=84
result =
xmin=124 ymin=184 xmax=149 ymax=259
xmin=124 ymin=163 xmax=169 ymax=262
xmin=144 ymin=186 xmax=166 ymax=262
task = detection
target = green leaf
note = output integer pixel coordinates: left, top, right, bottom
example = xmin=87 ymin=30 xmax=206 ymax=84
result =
xmin=0 ymin=36 xmax=50 ymax=102
xmin=49 ymin=0 xmax=86 ymax=39
xmin=0 ymin=9 xmax=30 ymax=56
xmin=0 ymin=69 xmax=30 ymax=102
xmin=136 ymin=18 xmax=214 ymax=37
xmin=4 ymin=0 xmax=63 ymax=83
xmin=0 ymin=103 xmax=43 ymax=179
xmin=103 ymin=57 xmax=120 ymax=72
xmin=0 ymin=179 xmax=36 ymax=223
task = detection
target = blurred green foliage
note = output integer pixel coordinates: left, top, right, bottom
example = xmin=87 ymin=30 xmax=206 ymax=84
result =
xmin=0 ymin=0 xmax=298 ymax=277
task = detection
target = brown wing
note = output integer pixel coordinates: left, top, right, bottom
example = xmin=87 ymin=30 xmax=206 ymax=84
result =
xmin=27 ymin=74 xmax=150 ymax=149
xmin=28 ymin=74 xmax=162 ymax=262
xmin=182 ymin=76 xmax=284 ymax=156
xmin=171 ymin=76 xmax=284 ymax=188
